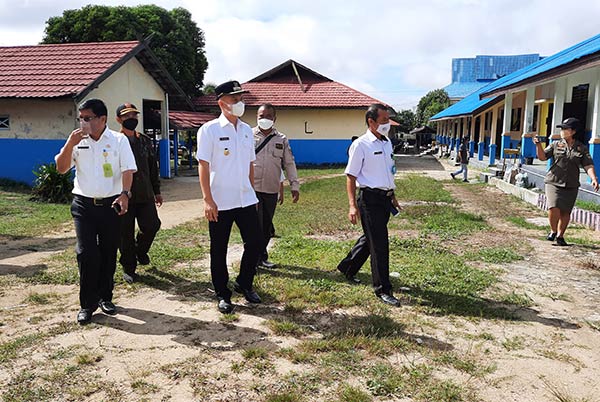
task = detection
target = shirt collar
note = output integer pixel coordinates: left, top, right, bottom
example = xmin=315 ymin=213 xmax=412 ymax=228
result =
xmin=365 ymin=129 xmax=387 ymax=142
xmin=219 ymin=113 xmax=237 ymax=128
xmin=253 ymin=126 xmax=278 ymax=137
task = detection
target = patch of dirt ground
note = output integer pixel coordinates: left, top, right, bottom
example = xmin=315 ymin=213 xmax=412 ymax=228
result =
xmin=2 ymin=159 xmax=600 ymax=401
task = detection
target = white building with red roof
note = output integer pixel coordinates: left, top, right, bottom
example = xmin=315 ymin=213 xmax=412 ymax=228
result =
xmin=194 ymin=60 xmax=389 ymax=164
xmin=0 ymin=40 xmax=191 ymax=184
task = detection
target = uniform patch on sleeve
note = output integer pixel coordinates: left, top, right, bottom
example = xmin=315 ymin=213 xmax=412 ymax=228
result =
xmin=275 ymin=143 xmax=284 ymax=149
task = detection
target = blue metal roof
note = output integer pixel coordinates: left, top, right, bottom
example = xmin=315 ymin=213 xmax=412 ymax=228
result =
xmin=443 ymin=81 xmax=489 ymax=99
xmin=430 ymin=84 xmax=498 ymax=120
xmin=481 ymin=33 xmax=600 ymax=97
xmin=452 ymin=54 xmax=541 ymax=83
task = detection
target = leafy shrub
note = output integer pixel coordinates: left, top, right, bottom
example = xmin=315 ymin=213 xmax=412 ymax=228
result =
xmin=30 ymin=163 xmax=73 ymax=203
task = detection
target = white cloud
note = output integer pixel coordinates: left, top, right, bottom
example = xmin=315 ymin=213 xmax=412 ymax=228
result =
xmin=2 ymin=0 xmax=600 ymax=109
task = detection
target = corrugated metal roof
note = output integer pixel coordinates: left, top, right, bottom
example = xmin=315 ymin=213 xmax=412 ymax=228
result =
xmin=444 ymin=81 xmax=489 ymax=99
xmin=452 ymin=54 xmax=541 ymax=82
xmin=430 ymin=86 xmax=498 ymax=120
xmin=481 ymin=33 xmax=600 ymax=97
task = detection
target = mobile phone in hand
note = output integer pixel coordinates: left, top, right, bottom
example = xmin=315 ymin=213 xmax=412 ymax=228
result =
xmin=112 ymin=203 xmax=122 ymax=214
xmin=390 ymin=204 xmax=399 ymax=216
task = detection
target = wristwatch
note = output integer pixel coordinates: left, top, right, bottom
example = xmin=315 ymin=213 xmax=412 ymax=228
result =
xmin=121 ymin=190 xmax=132 ymax=199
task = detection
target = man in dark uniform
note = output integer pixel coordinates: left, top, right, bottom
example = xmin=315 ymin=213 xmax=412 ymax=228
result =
xmin=116 ymin=103 xmax=163 ymax=283
xmin=337 ymin=103 xmax=402 ymax=306
xmin=55 ymin=98 xmax=137 ymax=324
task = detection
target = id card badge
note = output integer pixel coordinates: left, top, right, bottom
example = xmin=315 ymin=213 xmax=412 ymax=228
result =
xmin=102 ymin=163 xmax=114 ymax=178
xmin=391 ymin=165 xmax=397 ymax=174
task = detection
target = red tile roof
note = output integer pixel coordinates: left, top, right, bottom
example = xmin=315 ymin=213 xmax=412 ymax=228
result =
xmin=0 ymin=41 xmax=140 ymax=98
xmin=194 ymin=59 xmax=385 ymax=109
xmin=168 ymin=110 xmax=217 ymax=129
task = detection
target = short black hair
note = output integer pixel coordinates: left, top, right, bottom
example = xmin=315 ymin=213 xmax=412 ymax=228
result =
xmin=259 ymin=103 xmax=276 ymax=116
xmin=79 ymin=98 xmax=108 ymax=117
xmin=365 ymin=103 xmax=387 ymax=126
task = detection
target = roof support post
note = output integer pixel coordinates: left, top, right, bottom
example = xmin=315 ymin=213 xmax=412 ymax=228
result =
xmin=588 ymin=68 xmax=600 ymax=175
xmin=521 ymin=87 xmax=536 ymax=160
xmin=489 ymin=106 xmax=499 ymax=165
xmin=551 ymin=77 xmax=567 ymax=139
xmin=501 ymin=92 xmax=513 ymax=159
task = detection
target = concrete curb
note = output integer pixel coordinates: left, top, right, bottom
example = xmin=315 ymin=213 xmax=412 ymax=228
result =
xmin=489 ymin=177 xmax=600 ymax=231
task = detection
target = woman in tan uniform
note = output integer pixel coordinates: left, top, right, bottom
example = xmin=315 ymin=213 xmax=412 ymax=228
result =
xmin=534 ymin=117 xmax=599 ymax=246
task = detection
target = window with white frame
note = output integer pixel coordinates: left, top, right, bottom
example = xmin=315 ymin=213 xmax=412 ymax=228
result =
xmin=0 ymin=116 xmax=9 ymax=130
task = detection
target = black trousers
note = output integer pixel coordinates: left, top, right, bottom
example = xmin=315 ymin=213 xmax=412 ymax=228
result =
xmin=337 ymin=190 xmax=392 ymax=295
xmin=208 ymin=205 xmax=262 ymax=300
xmin=256 ymin=192 xmax=278 ymax=262
xmin=71 ymin=195 xmax=120 ymax=309
xmin=119 ymin=201 xmax=161 ymax=274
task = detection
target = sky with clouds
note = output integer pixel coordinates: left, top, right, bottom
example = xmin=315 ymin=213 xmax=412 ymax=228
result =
xmin=2 ymin=0 xmax=600 ymax=110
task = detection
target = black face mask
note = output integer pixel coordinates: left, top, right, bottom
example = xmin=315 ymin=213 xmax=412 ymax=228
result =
xmin=122 ymin=118 xmax=138 ymax=131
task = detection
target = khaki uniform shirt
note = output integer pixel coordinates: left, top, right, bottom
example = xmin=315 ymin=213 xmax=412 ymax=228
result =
xmin=543 ymin=139 xmax=594 ymax=188
xmin=253 ymin=127 xmax=299 ymax=194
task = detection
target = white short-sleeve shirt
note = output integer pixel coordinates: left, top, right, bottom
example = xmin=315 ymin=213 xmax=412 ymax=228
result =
xmin=196 ymin=114 xmax=258 ymax=211
xmin=59 ymin=126 xmax=137 ymax=198
xmin=345 ymin=130 xmax=396 ymax=190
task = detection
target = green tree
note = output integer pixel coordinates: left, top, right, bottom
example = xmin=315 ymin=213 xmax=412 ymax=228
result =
xmin=416 ymin=89 xmax=450 ymax=127
xmin=393 ymin=109 xmax=417 ymax=133
xmin=202 ymin=83 xmax=217 ymax=95
xmin=42 ymin=4 xmax=208 ymax=96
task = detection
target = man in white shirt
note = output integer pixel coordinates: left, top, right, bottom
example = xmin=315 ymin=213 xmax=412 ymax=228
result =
xmin=55 ymin=98 xmax=137 ymax=324
xmin=197 ymin=80 xmax=262 ymax=314
xmin=337 ymin=103 xmax=402 ymax=306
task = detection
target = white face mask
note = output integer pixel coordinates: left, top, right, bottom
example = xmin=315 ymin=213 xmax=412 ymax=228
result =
xmin=376 ymin=122 xmax=391 ymax=136
xmin=257 ymin=118 xmax=274 ymax=130
xmin=230 ymin=101 xmax=245 ymax=117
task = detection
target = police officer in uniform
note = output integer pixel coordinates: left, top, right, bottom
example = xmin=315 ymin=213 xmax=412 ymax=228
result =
xmin=55 ymin=98 xmax=137 ymax=324
xmin=197 ymin=80 xmax=262 ymax=314
xmin=253 ymin=103 xmax=300 ymax=268
xmin=337 ymin=103 xmax=402 ymax=306
xmin=116 ymin=103 xmax=163 ymax=283
xmin=534 ymin=117 xmax=599 ymax=246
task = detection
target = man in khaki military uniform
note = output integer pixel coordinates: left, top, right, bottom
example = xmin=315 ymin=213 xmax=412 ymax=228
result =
xmin=253 ymin=103 xmax=300 ymax=268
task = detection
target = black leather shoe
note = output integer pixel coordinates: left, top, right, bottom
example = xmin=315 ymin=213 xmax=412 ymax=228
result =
xmin=99 ymin=300 xmax=117 ymax=315
xmin=137 ymin=253 xmax=150 ymax=265
xmin=546 ymin=232 xmax=557 ymax=241
xmin=77 ymin=308 xmax=95 ymax=325
xmin=555 ymin=237 xmax=568 ymax=247
xmin=346 ymin=275 xmax=361 ymax=284
xmin=378 ymin=293 xmax=401 ymax=307
xmin=259 ymin=260 xmax=276 ymax=269
xmin=123 ymin=272 xmax=138 ymax=284
xmin=233 ymin=282 xmax=262 ymax=304
xmin=217 ymin=298 xmax=234 ymax=314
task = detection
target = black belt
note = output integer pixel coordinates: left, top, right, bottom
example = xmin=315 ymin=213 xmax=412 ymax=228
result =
xmin=74 ymin=194 xmax=118 ymax=207
xmin=360 ymin=187 xmax=394 ymax=197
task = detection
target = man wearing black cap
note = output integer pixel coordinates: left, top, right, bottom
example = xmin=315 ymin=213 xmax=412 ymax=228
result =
xmin=197 ymin=80 xmax=263 ymax=314
xmin=534 ymin=117 xmax=599 ymax=246
xmin=116 ymin=103 xmax=163 ymax=283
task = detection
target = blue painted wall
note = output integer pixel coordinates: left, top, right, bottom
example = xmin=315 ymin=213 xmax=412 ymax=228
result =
xmin=0 ymin=138 xmax=65 ymax=185
xmin=288 ymin=139 xmax=350 ymax=164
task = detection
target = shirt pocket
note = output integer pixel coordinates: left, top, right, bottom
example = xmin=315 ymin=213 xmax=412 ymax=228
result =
xmin=272 ymin=142 xmax=284 ymax=158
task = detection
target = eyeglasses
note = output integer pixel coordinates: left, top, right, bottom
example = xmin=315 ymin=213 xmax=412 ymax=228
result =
xmin=77 ymin=116 xmax=99 ymax=123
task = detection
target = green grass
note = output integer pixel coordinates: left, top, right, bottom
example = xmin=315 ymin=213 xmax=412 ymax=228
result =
xmin=295 ymin=166 xmax=344 ymax=178
xmin=464 ymin=246 xmax=523 ymax=264
xmin=0 ymin=322 xmax=76 ymax=364
xmin=23 ymin=292 xmax=59 ymax=305
xmin=394 ymin=174 xmax=454 ymax=203
xmin=266 ymin=319 xmax=307 ymax=336
xmin=505 ymin=215 xmax=547 ymax=230
xmin=575 ymin=200 xmax=600 ymax=213
xmin=0 ymin=190 xmax=72 ymax=238
xmin=400 ymin=205 xmax=488 ymax=239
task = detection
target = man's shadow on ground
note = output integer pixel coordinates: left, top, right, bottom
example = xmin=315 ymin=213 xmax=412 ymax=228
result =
xmin=94 ymin=306 xmax=275 ymax=351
